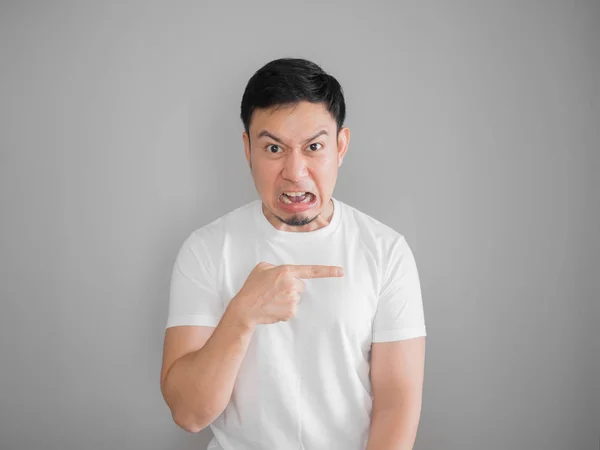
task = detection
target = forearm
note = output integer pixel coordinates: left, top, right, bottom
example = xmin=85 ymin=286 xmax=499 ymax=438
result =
xmin=162 ymin=299 xmax=255 ymax=431
xmin=366 ymin=399 xmax=422 ymax=450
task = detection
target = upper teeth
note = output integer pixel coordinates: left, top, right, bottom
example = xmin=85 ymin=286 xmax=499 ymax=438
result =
xmin=284 ymin=192 xmax=307 ymax=197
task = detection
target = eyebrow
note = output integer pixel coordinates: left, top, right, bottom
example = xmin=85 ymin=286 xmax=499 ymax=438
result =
xmin=256 ymin=129 xmax=329 ymax=146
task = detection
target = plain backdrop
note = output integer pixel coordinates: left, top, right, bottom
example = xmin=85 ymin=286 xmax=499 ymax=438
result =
xmin=1 ymin=1 xmax=598 ymax=449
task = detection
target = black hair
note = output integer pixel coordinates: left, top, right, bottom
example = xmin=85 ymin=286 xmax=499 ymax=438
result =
xmin=240 ymin=58 xmax=346 ymax=136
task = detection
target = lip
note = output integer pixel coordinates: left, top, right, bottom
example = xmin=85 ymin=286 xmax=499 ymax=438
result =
xmin=277 ymin=192 xmax=318 ymax=213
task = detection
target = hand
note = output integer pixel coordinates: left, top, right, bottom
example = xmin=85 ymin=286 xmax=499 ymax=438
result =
xmin=231 ymin=262 xmax=344 ymax=327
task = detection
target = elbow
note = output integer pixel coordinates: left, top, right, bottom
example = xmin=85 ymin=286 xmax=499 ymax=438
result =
xmin=161 ymin=376 xmax=226 ymax=433
xmin=171 ymin=403 xmax=222 ymax=433
xmin=172 ymin=411 xmax=209 ymax=433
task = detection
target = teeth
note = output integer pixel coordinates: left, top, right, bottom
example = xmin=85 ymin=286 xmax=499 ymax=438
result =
xmin=281 ymin=195 xmax=292 ymax=204
xmin=283 ymin=191 xmax=307 ymax=197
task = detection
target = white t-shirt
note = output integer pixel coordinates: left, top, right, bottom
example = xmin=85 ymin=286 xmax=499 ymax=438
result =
xmin=166 ymin=197 xmax=427 ymax=450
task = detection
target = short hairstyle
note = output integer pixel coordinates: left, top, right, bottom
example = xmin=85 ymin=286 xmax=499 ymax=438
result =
xmin=240 ymin=58 xmax=346 ymax=136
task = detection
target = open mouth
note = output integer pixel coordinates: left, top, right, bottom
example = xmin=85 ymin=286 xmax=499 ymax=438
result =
xmin=279 ymin=191 xmax=315 ymax=205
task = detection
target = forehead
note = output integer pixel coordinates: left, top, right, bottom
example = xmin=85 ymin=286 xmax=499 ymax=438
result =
xmin=250 ymin=101 xmax=336 ymax=138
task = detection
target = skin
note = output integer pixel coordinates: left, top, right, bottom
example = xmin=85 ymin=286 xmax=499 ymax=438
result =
xmin=242 ymin=101 xmax=350 ymax=232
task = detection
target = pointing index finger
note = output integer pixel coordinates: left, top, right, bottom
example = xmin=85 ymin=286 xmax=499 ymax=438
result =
xmin=288 ymin=265 xmax=344 ymax=279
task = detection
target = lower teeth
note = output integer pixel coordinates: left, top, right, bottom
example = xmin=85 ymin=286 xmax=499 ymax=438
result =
xmin=281 ymin=194 xmax=311 ymax=204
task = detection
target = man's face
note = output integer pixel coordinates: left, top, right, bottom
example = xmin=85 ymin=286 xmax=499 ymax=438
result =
xmin=243 ymin=101 xmax=350 ymax=230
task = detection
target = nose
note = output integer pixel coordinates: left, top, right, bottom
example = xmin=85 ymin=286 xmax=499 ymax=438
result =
xmin=281 ymin=149 xmax=308 ymax=181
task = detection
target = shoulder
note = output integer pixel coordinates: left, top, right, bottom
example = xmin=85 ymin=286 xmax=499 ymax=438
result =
xmin=338 ymin=199 xmax=407 ymax=249
xmin=182 ymin=200 xmax=257 ymax=256
xmin=337 ymin=200 xmax=415 ymax=290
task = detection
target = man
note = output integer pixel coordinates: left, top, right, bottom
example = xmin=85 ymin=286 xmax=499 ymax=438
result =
xmin=160 ymin=57 xmax=427 ymax=450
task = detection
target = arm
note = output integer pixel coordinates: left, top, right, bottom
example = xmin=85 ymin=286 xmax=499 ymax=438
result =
xmin=161 ymin=262 xmax=342 ymax=433
xmin=366 ymin=336 xmax=426 ymax=450
xmin=160 ymin=299 xmax=254 ymax=433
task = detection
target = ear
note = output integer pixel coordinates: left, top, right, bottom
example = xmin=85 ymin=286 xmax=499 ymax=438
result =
xmin=242 ymin=132 xmax=252 ymax=169
xmin=337 ymin=127 xmax=350 ymax=167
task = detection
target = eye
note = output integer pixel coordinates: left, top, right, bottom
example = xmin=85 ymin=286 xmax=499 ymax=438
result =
xmin=267 ymin=144 xmax=282 ymax=153
xmin=308 ymin=143 xmax=322 ymax=151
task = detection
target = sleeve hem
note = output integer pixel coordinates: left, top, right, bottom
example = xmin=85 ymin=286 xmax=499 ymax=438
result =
xmin=166 ymin=314 xmax=221 ymax=329
xmin=372 ymin=327 xmax=427 ymax=343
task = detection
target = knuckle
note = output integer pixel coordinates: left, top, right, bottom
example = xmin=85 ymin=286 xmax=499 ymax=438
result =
xmin=277 ymin=269 xmax=294 ymax=283
xmin=286 ymin=307 xmax=297 ymax=320
xmin=279 ymin=265 xmax=292 ymax=275
xmin=283 ymin=280 xmax=297 ymax=291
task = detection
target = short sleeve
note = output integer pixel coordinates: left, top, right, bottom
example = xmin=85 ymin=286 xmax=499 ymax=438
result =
xmin=165 ymin=231 xmax=224 ymax=329
xmin=372 ymin=236 xmax=427 ymax=343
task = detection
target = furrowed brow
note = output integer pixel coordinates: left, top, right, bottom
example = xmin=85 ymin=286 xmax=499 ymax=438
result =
xmin=302 ymin=130 xmax=328 ymax=145
xmin=256 ymin=129 xmax=328 ymax=146
xmin=256 ymin=130 xmax=285 ymax=144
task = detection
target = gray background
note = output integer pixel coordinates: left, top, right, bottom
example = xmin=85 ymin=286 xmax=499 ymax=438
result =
xmin=1 ymin=1 xmax=598 ymax=449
